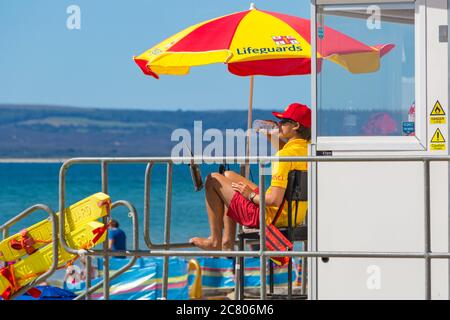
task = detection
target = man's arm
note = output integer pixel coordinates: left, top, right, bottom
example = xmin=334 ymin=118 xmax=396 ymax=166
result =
xmin=232 ymin=183 xmax=285 ymax=207
xmin=260 ymin=131 xmax=286 ymax=151
xmin=251 ymin=186 xmax=284 ymax=207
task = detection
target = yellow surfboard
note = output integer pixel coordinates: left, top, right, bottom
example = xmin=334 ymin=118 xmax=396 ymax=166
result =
xmin=0 ymin=220 xmax=108 ymax=299
xmin=0 ymin=192 xmax=110 ymax=262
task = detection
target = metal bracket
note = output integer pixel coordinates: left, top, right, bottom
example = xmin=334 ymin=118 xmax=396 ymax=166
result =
xmin=439 ymin=25 xmax=448 ymax=43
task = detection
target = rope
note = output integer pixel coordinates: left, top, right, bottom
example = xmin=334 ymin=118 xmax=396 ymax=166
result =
xmin=0 ymin=264 xmax=41 ymax=300
xmin=9 ymin=229 xmax=52 ymax=255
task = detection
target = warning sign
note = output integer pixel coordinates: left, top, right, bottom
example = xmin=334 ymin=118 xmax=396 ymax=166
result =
xmin=431 ymin=101 xmax=445 ymax=115
xmin=430 ymin=128 xmax=446 ymax=151
xmin=430 ymin=100 xmax=446 ymax=124
xmin=431 ymin=128 xmax=445 ymax=142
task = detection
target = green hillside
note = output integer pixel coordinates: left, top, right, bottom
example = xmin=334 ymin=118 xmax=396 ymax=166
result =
xmin=0 ymin=104 xmax=274 ymax=157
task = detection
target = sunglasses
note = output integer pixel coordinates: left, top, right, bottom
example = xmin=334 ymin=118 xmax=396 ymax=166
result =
xmin=279 ymin=118 xmax=298 ymax=126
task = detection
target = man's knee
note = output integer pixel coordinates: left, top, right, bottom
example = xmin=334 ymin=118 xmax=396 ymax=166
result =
xmin=205 ymin=172 xmax=221 ymax=189
xmin=224 ymin=170 xmax=237 ymax=179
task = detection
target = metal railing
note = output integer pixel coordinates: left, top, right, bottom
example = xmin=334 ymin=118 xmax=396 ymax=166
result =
xmin=2 ymin=155 xmax=450 ymax=300
xmin=55 ymin=155 xmax=450 ymax=300
xmin=0 ymin=204 xmax=58 ymax=300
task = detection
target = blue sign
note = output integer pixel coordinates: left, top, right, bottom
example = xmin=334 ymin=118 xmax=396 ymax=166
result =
xmin=402 ymin=121 xmax=415 ymax=135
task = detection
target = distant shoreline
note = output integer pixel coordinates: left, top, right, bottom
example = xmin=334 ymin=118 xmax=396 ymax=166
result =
xmin=0 ymin=158 xmax=67 ymax=163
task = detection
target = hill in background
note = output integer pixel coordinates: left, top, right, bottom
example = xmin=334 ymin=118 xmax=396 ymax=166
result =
xmin=0 ymin=105 xmax=275 ymax=157
xmin=0 ymin=104 xmax=406 ymax=157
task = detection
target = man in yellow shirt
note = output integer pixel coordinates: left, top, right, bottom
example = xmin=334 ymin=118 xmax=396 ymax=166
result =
xmin=190 ymin=103 xmax=310 ymax=251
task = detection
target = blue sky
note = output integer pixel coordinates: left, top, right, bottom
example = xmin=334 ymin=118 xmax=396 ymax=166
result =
xmin=0 ymin=1 xmax=414 ymax=113
xmin=0 ymin=0 xmax=312 ymax=111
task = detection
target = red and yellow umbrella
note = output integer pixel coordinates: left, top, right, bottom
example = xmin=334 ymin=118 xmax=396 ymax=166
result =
xmin=134 ymin=5 xmax=394 ymax=79
xmin=134 ymin=4 xmax=394 ymax=176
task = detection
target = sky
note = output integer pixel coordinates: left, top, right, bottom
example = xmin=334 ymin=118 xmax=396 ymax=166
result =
xmin=0 ymin=0 xmax=415 ymax=114
xmin=0 ymin=0 xmax=312 ymax=111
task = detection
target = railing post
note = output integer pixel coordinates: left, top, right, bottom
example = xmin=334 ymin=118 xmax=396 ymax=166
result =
xmin=424 ymin=160 xmax=431 ymax=300
xmin=162 ymin=162 xmax=173 ymax=299
xmin=259 ymin=162 xmax=267 ymax=300
xmin=85 ymin=255 xmax=92 ymax=300
xmin=101 ymin=160 xmax=110 ymax=300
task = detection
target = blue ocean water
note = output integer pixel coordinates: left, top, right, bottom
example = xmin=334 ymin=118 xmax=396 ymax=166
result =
xmin=0 ymin=163 xmax=263 ymax=247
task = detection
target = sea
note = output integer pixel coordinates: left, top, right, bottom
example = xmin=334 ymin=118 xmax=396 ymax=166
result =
xmin=0 ymin=162 xmax=266 ymax=247
xmin=0 ymin=162 xmax=287 ymax=287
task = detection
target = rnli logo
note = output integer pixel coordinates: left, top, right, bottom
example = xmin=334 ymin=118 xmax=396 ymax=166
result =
xmin=272 ymin=36 xmax=299 ymax=46
xmin=272 ymin=175 xmax=285 ymax=181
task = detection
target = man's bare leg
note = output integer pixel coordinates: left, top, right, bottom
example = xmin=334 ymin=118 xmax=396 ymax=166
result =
xmin=222 ymin=214 xmax=236 ymax=251
xmin=220 ymin=171 xmax=258 ymax=250
xmin=190 ymin=173 xmax=236 ymax=250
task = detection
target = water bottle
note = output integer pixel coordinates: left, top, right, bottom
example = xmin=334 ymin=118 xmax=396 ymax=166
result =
xmin=253 ymin=120 xmax=279 ymax=134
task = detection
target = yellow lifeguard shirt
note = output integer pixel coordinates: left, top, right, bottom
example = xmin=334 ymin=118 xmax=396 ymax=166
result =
xmin=265 ymin=138 xmax=308 ymax=227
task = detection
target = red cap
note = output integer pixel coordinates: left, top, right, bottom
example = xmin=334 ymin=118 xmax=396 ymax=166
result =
xmin=272 ymin=103 xmax=311 ymax=129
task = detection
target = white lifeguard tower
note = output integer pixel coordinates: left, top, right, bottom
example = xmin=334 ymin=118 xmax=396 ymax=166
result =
xmin=309 ymin=0 xmax=449 ymax=299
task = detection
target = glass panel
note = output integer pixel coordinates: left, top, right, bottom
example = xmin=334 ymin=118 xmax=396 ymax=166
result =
xmin=317 ymin=3 xmax=415 ymax=137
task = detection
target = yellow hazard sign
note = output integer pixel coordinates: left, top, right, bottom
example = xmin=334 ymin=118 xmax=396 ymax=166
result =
xmin=430 ymin=101 xmax=446 ymax=124
xmin=431 ymin=128 xmax=446 ymax=142
xmin=431 ymin=101 xmax=445 ymax=116
xmin=430 ymin=128 xmax=446 ymax=151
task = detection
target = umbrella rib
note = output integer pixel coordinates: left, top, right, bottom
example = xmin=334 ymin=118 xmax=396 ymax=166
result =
xmin=224 ymin=10 xmax=251 ymax=49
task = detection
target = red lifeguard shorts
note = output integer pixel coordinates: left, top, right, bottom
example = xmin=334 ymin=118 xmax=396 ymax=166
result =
xmin=226 ymin=188 xmax=260 ymax=228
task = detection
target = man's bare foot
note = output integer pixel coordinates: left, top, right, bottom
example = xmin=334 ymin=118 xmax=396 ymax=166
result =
xmin=189 ymin=237 xmax=222 ymax=251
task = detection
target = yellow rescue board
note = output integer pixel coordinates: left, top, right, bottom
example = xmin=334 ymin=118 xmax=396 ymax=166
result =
xmin=0 ymin=192 xmax=110 ymax=262
xmin=0 ymin=221 xmax=107 ymax=296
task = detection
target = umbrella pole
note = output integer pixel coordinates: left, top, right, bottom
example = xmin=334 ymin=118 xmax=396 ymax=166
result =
xmin=241 ymin=75 xmax=254 ymax=179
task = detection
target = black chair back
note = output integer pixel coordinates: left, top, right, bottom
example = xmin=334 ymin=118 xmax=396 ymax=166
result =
xmin=284 ymin=170 xmax=307 ymax=233
xmin=286 ymin=170 xmax=307 ymax=202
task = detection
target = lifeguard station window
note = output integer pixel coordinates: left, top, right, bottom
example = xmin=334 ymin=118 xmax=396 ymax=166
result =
xmin=315 ymin=2 xmax=422 ymax=151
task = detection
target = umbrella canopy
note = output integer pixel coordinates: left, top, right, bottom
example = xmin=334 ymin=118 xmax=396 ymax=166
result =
xmin=134 ymin=5 xmax=394 ymax=79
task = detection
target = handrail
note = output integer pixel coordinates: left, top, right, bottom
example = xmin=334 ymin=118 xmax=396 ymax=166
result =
xmin=144 ymin=163 xmax=193 ymax=249
xmin=56 ymin=155 xmax=450 ymax=300
xmin=3 ymin=155 xmax=448 ymax=300
xmin=74 ymin=200 xmax=139 ymax=300
xmin=56 ymin=155 xmax=450 ymax=163
xmin=0 ymin=204 xmax=58 ymax=300
xmin=46 ymin=249 xmax=450 ymax=258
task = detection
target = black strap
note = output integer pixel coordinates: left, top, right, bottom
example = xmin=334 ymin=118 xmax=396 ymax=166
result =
xmin=294 ymin=200 xmax=299 ymax=227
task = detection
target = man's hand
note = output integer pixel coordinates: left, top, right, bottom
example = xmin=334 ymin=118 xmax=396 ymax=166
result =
xmin=231 ymin=182 xmax=253 ymax=199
